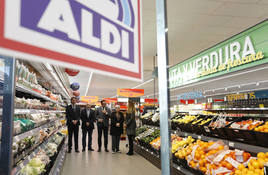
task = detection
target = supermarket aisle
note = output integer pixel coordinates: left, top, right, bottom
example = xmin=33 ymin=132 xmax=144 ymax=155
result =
xmin=61 ymin=127 xmax=161 ymax=175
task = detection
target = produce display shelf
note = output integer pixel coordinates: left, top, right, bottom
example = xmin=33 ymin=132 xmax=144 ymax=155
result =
xmin=13 ymin=118 xmax=62 ymax=142
xmin=14 ymin=126 xmax=64 ymax=174
xmin=177 ymin=131 xmax=268 ymax=154
xmin=49 ymin=141 xmax=67 ymax=175
xmin=205 ymin=107 xmax=268 ymax=111
xmin=134 ymin=142 xmax=194 ymax=175
xmin=16 ymin=84 xmax=59 ymax=104
xmin=14 ymin=109 xmax=65 ymax=115
xmin=142 ymin=124 xmax=268 ymax=154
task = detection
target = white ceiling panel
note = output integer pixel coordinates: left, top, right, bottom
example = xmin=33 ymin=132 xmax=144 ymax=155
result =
xmin=59 ymin=0 xmax=268 ymax=99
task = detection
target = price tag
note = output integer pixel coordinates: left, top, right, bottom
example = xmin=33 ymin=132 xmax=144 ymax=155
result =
xmin=177 ymin=166 xmax=181 ymax=170
xmin=229 ymin=142 xmax=234 ymax=147
xmin=184 ymin=133 xmax=188 ymax=137
xmin=259 ymin=104 xmax=265 ymax=108
xmin=204 ymin=126 xmax=210 ymax=133
xmin=225 ymin=157 xmax=240 ymax=168
xmin=198 ymin=136 xmax=202 ymax=140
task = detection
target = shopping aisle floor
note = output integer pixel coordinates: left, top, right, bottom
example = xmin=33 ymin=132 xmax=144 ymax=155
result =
xmin=61 ymin=128 xmax=161 ymax=175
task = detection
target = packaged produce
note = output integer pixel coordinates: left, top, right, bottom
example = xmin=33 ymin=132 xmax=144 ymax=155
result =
xmin=229 ymin=119 xmax=263 ymax=130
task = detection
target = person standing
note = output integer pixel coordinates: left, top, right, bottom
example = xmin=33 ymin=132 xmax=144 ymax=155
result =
xmin=96 ymin=100 xmax=111 ymax=152
xmin=110 ymin=105 xmax=124 ymax=154
xmin=66 ymin=97 xmax=81 ymax=153
xmin=126 ymin=101 xmax=137 ymax=156
xmin=81 ymin=103 xmax=95 ymax=152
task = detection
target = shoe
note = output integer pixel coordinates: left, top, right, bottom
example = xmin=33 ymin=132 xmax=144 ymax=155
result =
xmin=98 ymin=149 xmax=101 ymax=152
xmin=75 ymin=150 xmax=80 ymax=153
xmin=82 ymin=148 xmax=85 ymax=152
xmin=105 ymin=149 xmax=109 ymax=152
xmin=116 ymin=150 xmax=121 ymax=153
xmin=88 ymin=148 xmax=94 ymax=151
xmin=68 ymin=150 xmax=71 ymax=153
xmin=127 ymin=152 xmax=133 ymax=155
xmin=112 ymin=151 xmax=116 ymax=154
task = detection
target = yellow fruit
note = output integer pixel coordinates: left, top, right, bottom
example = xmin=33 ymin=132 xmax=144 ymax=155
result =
xmin=248 ymin=164 xmax=254 ymax=171
xmin=265 ymin=152 xmax=268 ymax=158
xmin=258 ymin=152 xmax=266 ymax=159
xmin=252 ymin=161 xmax=260 ymax=169
xmin=238 ymin=164 xmax=245 ymax=170
xmin=258 ymin=158 xmax=265 ymax=168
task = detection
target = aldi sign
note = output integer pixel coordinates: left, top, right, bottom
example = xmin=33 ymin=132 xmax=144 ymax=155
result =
xmin=0 ymin=0 xmax=143 ymax=81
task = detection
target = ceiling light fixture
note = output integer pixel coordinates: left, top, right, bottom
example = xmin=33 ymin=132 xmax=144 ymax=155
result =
xmin=131 ymin=78 xmax=154 ymax=89
xmin=84 ymin=72 xmax=93 ymax=96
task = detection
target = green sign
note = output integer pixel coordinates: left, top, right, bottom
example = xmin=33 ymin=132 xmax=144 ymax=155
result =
xmin=169 ymin=20 xmax=268 ymax=88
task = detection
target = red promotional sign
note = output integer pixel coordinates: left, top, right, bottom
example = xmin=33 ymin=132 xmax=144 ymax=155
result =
xmin=117 ymin=89 xmax=144 ymax=97
xmin=145 ymin=99 xmax=158 ymax=103
xmin=0 ymin=0 xmax=143 ymax=81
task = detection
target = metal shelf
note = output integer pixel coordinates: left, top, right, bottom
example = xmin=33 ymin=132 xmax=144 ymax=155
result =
xmin=134 ymin=143 xmax=195 ymax=175
xmin=49 ymin=141 xmax=67 ymax=175
xmin=14 ymin=109 xmax=64 ymax=115
xmin=206 ymin=107 xmax=268 ymax=111
xmin=16 ymin=84 xmax=61 ymax=104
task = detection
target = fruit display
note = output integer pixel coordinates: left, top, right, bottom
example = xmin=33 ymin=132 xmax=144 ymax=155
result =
xmin=229 ymin=119 xmax=264 ymax=130
xmin=174 ymin=139 xmax=256 ymax=175
xmin=234 ymin=152 xmax=268 ymax=175
xmin=172 ymin=136 xmax=194 ymax=153
xmin=150 ymin=137 xmax=161 ymax=150
xmin=199 ymin=118 xmax=212 ymax=125
xmin=173 ymin=115 xmax=197 ymax=123
xmin=254 ymin=121 xmax=268 ymax=132
xmin=209 ymin=117 xmax=231 ymax=128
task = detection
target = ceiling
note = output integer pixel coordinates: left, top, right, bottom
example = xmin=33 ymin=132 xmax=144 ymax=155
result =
xmin=64 ymin=0 xmax=268 ymax=99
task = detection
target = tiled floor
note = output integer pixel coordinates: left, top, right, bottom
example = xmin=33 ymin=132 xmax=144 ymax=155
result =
xmin=61 ymin=128 xmax=161 ymax=175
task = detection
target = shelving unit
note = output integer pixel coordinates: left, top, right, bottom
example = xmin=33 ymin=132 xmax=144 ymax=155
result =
xmin=0 ymin=61 xmax=69 ymax=175
xmin=14 ymin=126 xmax=66 ymax=174
xmin=49 ymin=142 xmax=67 ymax=175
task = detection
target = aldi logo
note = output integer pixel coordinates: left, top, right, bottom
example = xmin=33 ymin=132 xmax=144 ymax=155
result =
xmin=0 ymin=0 xmax=143 ymax=81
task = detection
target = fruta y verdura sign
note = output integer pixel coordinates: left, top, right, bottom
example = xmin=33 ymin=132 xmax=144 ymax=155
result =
xmin=169 ymin=20 xmax=268 ymax=88
xmin=0 ymin=0 xmax=142 ymax=81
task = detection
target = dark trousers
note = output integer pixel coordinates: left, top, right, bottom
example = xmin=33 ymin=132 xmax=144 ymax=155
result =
xmin=97 ymin=125 xmax=108 ymax=149
xmin=68 ymin=125 xmax=79 ymax=151
xmin=128 ymin=135 xmax=134 ymax=154
xmin=111 ymin=135 xmax=121 ymax=152
xmin=82 ymin=128 xmax=93 ymax=149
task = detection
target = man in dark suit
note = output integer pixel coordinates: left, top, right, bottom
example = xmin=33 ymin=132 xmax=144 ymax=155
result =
xmin=96 ymin=100 xmax=111 ymax=152
xmin=66 ymin=97 xmax=81 ymax=153
xmin=81 ymin=103 xmax=95 ymax=152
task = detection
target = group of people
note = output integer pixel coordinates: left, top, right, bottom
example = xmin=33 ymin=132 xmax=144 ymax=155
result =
xmin=66 ymin=97 xmax=137 ymax=155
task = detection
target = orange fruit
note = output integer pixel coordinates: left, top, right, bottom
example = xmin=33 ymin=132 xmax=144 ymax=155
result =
xmin=252 ymin=160 xmax=260 ymax=169
xmin=248 ymin=163 xmax=254 ymax=171
xmin=238 ymin=164 xmax=245 ymax=170
xmin=265 ymin=152 xmax=268 ymax=158
xmin=258 ymin=158 xmax=265 ymax=168
xmin=226 ymin=162 xmax=233 ymax=170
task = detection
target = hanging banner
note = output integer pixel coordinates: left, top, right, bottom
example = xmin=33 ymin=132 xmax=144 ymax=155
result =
xmin=103 ymin=98 xmax=118 ymax=103
xmin=169 ymin=20 xmax=268 ymax=88
xmin=80 ymin=96 xmax=99 ymax=104
xmin=117 ymin=88 xmax=144 ymax=97
xmin=0 ymin=0 xmax=143 ymax=81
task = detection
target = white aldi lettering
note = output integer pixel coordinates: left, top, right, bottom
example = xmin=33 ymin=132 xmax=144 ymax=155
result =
xmin=0 ymin=0 xmax=143 ymax=81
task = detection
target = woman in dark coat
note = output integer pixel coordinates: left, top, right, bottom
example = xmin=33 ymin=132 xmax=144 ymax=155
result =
xmin=110 ymin=105 xmax=124 ymax=153
xmin=126 ymin=101 xmax=137 ymax=156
